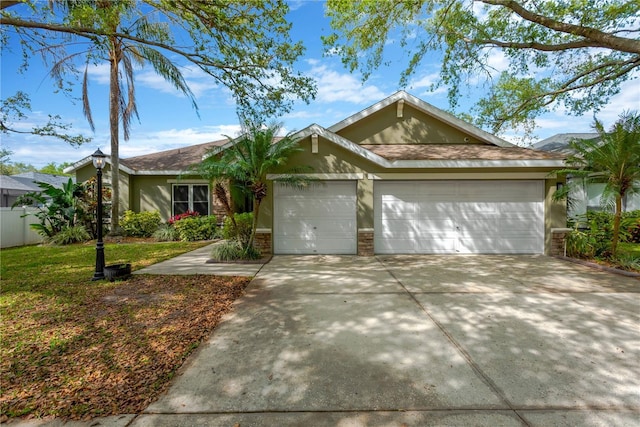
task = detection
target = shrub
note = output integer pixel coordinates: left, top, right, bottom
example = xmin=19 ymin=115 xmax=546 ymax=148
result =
xmin=222 ymin=212 xmax=253 ymax=247
xmin=120 ymin=210 xmax=162 ymax=237
xmin=49 ymin=225 xmax=91 ymax=245
xmin=210 ymin=240 xmax=261 ymax=261
xmin=613 ymin=253 xmax=640 ymax=272
xmin=173 ymin=215 xmax=218 ymax=241
xmin=210 ymin=241 xmax=245 ymax=261
xmin=153 ymin=224 xmax=180 ymax=242
xmin=168 ymin=210 xmax=199 ymax=225
xmin=623 ymin=210 xmax=640 ymax=243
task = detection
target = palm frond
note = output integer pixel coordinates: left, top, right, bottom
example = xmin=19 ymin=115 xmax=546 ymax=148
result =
xmin=82 ymin=62 xmax=95 ymax=131
xmin=138 ymin=45 xmax=199 ymax=115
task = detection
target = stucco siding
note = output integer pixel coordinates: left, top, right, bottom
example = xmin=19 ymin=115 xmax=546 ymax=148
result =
xmin=335 ymin=104 xmax=483 ymax=146
xmin=132 ymin=176 xmax=175 ymax=220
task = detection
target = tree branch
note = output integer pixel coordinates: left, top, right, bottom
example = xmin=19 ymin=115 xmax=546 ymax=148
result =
xmin=480 ymin=0 xmax=640 ymax=54
xmin=470 ymin=37 xmax=593 ymax=52
xmin=493 ymin=56 xmax=640 ymax=130
xmin=0 ymin=16 xmax=267 ymax=73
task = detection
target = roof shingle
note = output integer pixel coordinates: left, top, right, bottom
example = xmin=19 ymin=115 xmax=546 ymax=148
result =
xmin=120 ymin=140 xmax=228 ymax=171
xmin=360 ymin=144 xmax=565 ymax=161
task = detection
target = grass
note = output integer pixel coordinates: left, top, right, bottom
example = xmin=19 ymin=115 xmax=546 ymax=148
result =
xmin=0 ymin=241 xmax=250 ymax=421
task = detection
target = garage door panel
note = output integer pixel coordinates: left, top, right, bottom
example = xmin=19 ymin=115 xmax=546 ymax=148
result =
xmin=275 ymin=238 xmax=316 ymax=254
xmin=417 ymin=236 xmax=457 ymax=253
xmin=458 ymin=218 xmax=499 ymax=234
xmin=375 ymin=180 xmax=544 ymax=254
xmin=377 ymin=238 xmax=417 ymax=253
xmin=274 ymin=181 xmax=357 ymax=255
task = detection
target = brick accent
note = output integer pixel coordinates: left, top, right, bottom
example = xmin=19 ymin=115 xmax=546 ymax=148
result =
xmin=254 ymin=230 xmax=272 ymax=255
xmin=358 ymin=230 xmax=374 ymax=256
xmin=550 ymin=228 xmax=571 ymax=257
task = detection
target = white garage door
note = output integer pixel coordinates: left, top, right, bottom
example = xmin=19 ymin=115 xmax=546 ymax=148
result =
xmin=274 ymin=181 xmax=357 ymax=254
xmin=375 ymin=180 xmax=544 ymax=254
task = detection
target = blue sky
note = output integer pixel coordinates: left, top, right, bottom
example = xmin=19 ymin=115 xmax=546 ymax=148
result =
xmin=1 ymin=0 xmax=638 ymax=169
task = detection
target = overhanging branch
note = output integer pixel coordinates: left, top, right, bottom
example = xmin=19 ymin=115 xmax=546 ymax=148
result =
xmin=480 ymin=0 xmax=640 ymax=54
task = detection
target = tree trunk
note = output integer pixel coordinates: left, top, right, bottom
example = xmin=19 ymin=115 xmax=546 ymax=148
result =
xmin=214 ymin=181 xmax=236 ymax=229
xmin=611 ymin=193 xmax=622 ymax=256
xmin=247 ymin=197 xmax=261 ymax=252
xmin=108 ymin=36 xmax=121 ymax=234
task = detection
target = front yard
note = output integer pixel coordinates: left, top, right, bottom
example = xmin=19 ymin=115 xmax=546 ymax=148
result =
xmin=0 ymin=241 xmax=250 ymax=421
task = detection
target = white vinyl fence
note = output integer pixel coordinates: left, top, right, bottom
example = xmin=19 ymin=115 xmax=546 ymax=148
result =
xmin=0 ymin=207 xmax=43 ymax=248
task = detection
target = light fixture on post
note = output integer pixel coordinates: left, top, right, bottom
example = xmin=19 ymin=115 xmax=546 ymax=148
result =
xmin=91 ymin=148 xmax=107 ymax=281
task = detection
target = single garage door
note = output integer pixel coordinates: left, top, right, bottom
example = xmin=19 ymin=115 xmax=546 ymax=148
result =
xmin=274 ymin=181 xmax=357 ymax=254
xmin=375 ymin=180 xmax=544 ymax=254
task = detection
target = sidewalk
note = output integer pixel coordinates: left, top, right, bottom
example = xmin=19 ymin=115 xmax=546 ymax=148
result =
xmin=133 ymin=242 xmax=266 ymax=277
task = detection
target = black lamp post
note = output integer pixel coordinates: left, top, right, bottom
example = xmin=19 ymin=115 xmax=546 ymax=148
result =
xmin=91 ymin=148 xmax=106 ymax=281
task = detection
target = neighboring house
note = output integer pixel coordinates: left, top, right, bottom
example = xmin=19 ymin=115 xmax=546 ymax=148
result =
xmin=0 ymin=172 xmax=72 ymax=207
xmin=66 ymin=91 xmax=566 ymax=255
xmin=534 ymin=133 xmax=640 ymax=217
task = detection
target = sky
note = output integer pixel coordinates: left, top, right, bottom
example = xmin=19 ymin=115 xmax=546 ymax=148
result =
xmin=1 ymin=0 xmax=639 ymax=169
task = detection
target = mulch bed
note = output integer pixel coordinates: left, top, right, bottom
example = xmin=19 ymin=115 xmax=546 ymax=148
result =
xmin=1 ymin=274 xmax=250 ymax=421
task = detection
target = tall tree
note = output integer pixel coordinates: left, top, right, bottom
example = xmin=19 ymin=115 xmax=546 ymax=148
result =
xmin=197 ymin=123 xmax=311 ymax=252
xmin=1 ymin=0 xmax=316 ymax=231
xmin=555 ymin=111 xmax=640 ymax=256
xmin=324 ymin=0 xmax=640 ymax=137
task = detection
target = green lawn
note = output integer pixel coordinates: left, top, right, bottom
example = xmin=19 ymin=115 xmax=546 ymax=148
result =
xmin=0 ymin=240 xmax=251 ymax=420
xmin=1 ymin=240 xmax=208 ymax=291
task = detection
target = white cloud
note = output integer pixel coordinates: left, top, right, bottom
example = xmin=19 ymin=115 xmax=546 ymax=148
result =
xmin=117 ymin=125 xmax=242 ymax=158
xmin=307 ymin=63 xmax=386 ymax=104
xmin=87 ymin=62 xmax=216 ymax=99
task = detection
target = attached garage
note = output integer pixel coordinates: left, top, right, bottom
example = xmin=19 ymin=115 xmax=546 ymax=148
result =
xmin=274 ymin=181 xmax=357 ymax=254
xmin=374 ymin=180 xmax=544 ymax=254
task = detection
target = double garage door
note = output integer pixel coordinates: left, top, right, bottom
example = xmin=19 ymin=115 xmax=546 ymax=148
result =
xmin=274 ymin=180 xmax=544 ymax=254
xmin=374 ymin=181 xmax=544 ymax=254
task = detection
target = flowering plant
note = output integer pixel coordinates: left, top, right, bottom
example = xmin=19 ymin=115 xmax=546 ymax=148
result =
xmin=168 ymin=210 xmax=200 ymax=225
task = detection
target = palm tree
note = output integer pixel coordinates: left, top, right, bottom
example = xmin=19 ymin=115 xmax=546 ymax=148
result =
xmin=52 ymin=0 xmax=197 ymax=232
xmin=198 ymin=122 xmax=312 ymax=253
xmin=555 ymin=111 xmax=640 ymax=255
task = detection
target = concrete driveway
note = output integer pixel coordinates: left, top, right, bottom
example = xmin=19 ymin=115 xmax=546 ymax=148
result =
xmin=135 ymin=255 xmax=640 ymax=427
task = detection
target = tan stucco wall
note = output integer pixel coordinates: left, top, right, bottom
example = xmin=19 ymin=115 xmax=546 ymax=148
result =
xmin=130 ymin=176 xmax=176 ymax=220
xmin=336 ymin=104 xmax=484 ymax=145
xmin=261 ymin=134 xmax=565 ymax=255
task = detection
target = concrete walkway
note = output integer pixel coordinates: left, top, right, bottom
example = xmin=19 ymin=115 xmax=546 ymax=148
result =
xmin=133 ymin=242 xmax=265 ymax=276
xmin=14 ymin=253 xmax=640 ymax=427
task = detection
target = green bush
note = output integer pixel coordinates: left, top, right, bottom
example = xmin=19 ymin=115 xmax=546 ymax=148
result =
xmin=613 ymin=253 xmax=640 ymax=272
xmin=49 ymin=225 xmax=91 ymax=245
xmin=153 ymin=224 xmax=180 ymax=242
xmin=623 ymin=210 xmax=640 ymax=243
xmin=120 ymin=210 xmax=162 ymax=237
xmin=173 ymin=215 xmax=218 ymax=241
xmin=222 ymin=212 xmax=253 ymax=247
xmin=210 ymin=240 xmax=261 ymax=261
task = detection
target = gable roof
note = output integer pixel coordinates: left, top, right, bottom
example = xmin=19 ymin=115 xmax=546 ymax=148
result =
xmin=64 ymin=140 xmax=228 ymax=175
xmin=65 ymin=91 xmax=565 ymax=175
xmin=0 ymin=175 xmax=40 ymax=192
xmin=294 ymin=124 xmax=564 ymax=168
xmin=329 ymin=91 xmax=516 ymax=148
xmin=534 ymin=133 xmax=600 ymax=154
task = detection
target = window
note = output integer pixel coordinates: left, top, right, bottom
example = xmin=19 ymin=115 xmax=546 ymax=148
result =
xmin=172 ymin=184 xmax=210 ymax=216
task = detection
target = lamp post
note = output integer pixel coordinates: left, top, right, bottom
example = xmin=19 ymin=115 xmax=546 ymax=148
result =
xmin=91 ymin=148 xmax=106 ymax=281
